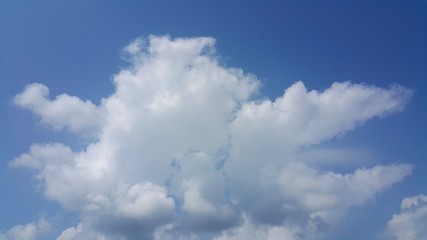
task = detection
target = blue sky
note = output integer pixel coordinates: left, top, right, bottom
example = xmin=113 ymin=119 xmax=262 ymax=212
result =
xmin=1 ymin=0 xmax=426 ymax=239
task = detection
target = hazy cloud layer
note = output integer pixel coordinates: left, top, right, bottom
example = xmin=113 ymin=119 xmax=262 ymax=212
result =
xmin=11 ymin=36 xmax=413 ymax=239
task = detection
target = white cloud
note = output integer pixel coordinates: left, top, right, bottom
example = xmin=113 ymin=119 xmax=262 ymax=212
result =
xmin=10 ymin=143 xmax=75 ymax=170
xmin=386 ymin=194 xmax=427 ymax=240
xmin=56 ymin=223 xmax=83 ymax=240
xmin=401 ymin=194 xmax=427 ymax=210
xmin=0 ymin=218 xmax=51 ymax=240
xmin=182 ymin=185 xmax=217 ymax=217
xmin=229 ymin=81 xmax=411 ymax=162
xmin=11 ymin=36 xmax=413 ymax=239
xmin=115 ymin=182 xmax=175 ymax=221
xmin=213 ymin=215 xmax=299 ymax=240
xmin=56 ymin=223 xmax=108 ymax=240
xmin=10 ymin=143 xmax=108 ymax=209
xmin=13 ymin=83 xmax=104 ymax=137
xmin=278 ymin=163 xmax=412 ymax=220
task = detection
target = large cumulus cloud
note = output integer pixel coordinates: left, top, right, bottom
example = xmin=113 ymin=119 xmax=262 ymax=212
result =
xmin=11 ymin=36 xmax=413 ymax=239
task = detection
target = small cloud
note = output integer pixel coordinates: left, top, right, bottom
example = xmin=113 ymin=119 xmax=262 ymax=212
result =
xmin=14 ymin=83 xmax=104 ymax=138
xmin=0 ymin=218 xmax=51 ymax=240
xmin=386 ymin=194 xmax=427 ymax=240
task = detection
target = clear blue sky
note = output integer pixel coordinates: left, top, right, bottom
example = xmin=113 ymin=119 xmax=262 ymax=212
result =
xmin=1 ymin=0 xmax=426 ymax=239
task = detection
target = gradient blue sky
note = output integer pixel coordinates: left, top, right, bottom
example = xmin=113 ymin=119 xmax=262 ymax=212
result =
xmin=1 ymin=1 xmax=426 ymax=239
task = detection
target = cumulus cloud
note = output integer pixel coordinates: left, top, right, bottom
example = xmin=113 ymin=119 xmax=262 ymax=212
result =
xmin=115 ymin=182 xmax=175 ymax=221
xmin=278 ymin=163 xmax=412 ymax=222
xmin=230 ymin=81 xmax=411 ymax=160
xmin=386 ymin=194 xmax=427 ymax=240
xmin=14 ymin=83 xmax=104 ymax=137
xmin=0 ymin=219 xmax=51 ymax=240
xmin=56 ymin=223 xmax=108 ymax=240
xmin=10 ymin=35 xmax=413 ymax=239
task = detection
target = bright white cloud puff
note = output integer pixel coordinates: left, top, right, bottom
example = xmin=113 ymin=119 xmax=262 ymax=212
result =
xmin=14 ymin=83 xmax=104 ymax=138
xmin=11 ymin=36 xmax=414 ymax=239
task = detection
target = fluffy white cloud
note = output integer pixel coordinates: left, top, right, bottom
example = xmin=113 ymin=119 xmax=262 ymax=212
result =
xmin=10 ymin=143 xmax=110 ymax=209
xmin=115 ymin=182 xmax=175 ymax=221
xmin=56 ymin=223 xmax=108 ymax=240
xmin=10 ymin=36 xmax=413 ymax=239
xmin=0 ymin=219 xmax=51 ymax=240
xmin=14 ymin=83 xmax=104 ymax=137
xmin=386 ymin=194 xmax=427 ymax=240
xmin=229 ymin=81 xmax=411 ymax=163
xmin=56 ymin=223 xmax=84 ymax=240
xmin=278 ymin=163 xmax=412 ymax=221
